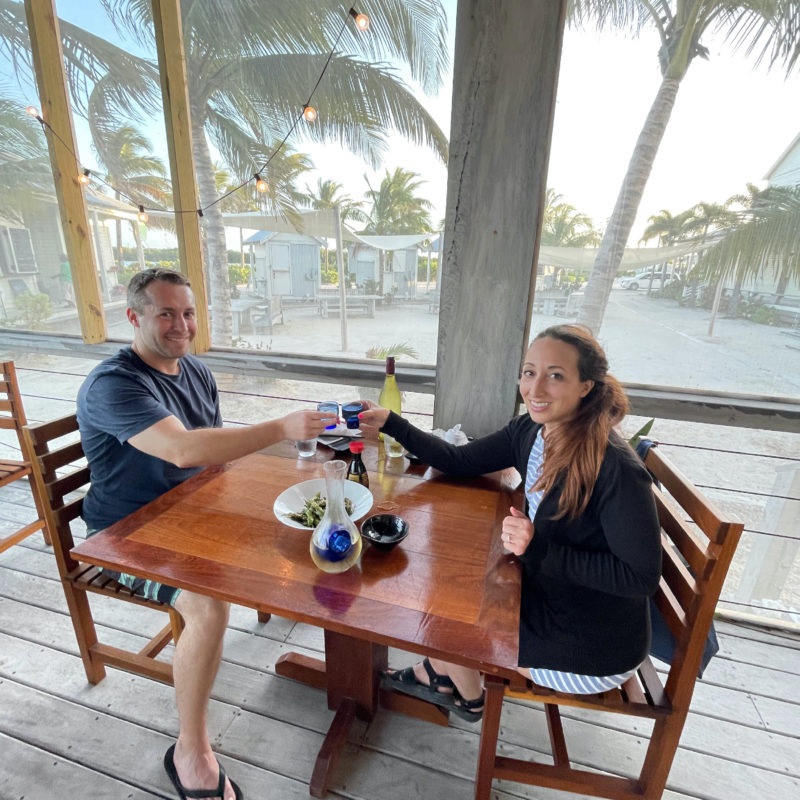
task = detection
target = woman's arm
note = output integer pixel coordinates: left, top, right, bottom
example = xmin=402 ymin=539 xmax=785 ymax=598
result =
xmin=359 ymin=404 xmax=518 ymax=476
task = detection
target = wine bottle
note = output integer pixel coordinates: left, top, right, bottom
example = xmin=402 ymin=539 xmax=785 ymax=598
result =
xmin=378 ymin=356 xmax=403 ymax=457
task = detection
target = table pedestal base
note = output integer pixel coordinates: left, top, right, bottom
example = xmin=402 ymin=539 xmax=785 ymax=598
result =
xmin=275 ymin=630 xmax=388 ymax=797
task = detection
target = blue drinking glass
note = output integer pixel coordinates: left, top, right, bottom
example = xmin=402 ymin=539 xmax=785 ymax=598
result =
xmin=317 ymin=401 xmax=339 ymax=430
xmin=341 ymin=401 xmax=364 ymax=429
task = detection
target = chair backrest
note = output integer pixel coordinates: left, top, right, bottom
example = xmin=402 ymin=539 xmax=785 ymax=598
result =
xmin=643 ymin=446 xmax=744 ymax=707
xmin=1 ymin=360 xmax=29 ymax=439
xmin=22 ymin=413 xmax=89 ymax=577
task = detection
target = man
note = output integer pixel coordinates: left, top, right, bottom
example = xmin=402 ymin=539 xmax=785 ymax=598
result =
xmin=77 ymin=268 xmax=329 ymax=800
xmin=59 ymin=253 xmax=75 ymax=306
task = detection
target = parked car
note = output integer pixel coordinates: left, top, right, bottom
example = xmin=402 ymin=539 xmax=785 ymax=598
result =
xmin=619 ymin=270 xmax=677 ymax=291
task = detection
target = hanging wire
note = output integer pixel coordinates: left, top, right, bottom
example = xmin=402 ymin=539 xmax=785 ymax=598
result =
xmin=27 ymin=7 xmax=370 ymax=218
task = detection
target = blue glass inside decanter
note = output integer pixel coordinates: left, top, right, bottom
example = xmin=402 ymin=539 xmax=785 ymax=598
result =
xmin=313 ymin=527 xmax=354 ymax=563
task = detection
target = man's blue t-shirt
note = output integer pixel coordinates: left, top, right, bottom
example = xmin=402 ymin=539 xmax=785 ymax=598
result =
xmin=77 ymin=347 xmax=222 ymax=530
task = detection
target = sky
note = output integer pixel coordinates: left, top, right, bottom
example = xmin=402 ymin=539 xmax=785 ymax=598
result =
xmin=302 ymin=1 xmax=800 ymax=242
xmin=8 ymin=0 xmax=800 ymax=247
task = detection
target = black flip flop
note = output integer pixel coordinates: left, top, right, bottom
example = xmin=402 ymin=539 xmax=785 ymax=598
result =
xmin=164 ymin=744 xmax=243 ymax=800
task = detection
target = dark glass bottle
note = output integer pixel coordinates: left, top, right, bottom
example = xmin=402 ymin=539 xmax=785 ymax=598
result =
xmin=347 ymin=440 xmax=369 ymax=487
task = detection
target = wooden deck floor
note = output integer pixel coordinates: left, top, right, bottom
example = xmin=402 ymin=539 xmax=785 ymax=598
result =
xmin=1 ymin=480 xmax=799 ymax=800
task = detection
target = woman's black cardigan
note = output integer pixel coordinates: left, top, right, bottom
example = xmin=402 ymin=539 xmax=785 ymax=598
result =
xmin=382 ymin=412 xmax=662 ymax=676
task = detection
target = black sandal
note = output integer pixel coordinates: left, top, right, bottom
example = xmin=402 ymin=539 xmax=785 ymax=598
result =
xmin=382 ymin=657 xmax=457 ymax=711
xmin=451 ymin=688 xmax=485 ymax=723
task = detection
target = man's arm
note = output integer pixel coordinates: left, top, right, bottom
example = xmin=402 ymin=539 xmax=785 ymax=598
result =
xmin=129 ymin=409 xmax=329 ymax=468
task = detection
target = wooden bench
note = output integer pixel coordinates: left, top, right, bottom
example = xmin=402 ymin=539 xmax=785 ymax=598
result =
xmin=252 ymin=295 xmax=284 ymax=332
xmin=317 ymin=295 xmax=377 ymax=318
xmin=474 ymin=444 xmax=744 ymax=800
xmin=763 ymin=302 xmax=800 ymax=326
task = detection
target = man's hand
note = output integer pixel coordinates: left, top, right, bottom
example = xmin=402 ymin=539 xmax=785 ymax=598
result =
xmin=279 ymin=409 xmax=332 ymax=442
xmin=501 ymin=506 xmax=534 ymax=556
xmin=356 ymin=400 xmax=390 ymax=435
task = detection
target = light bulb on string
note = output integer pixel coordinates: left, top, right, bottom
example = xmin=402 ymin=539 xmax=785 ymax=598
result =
xmin=137 ymin=206 xmax=148 ymax=223
xmin=26 ymin=105 xmax=40 ymax=118
xmin=78 ymin=169 xmax=91 ymax=186
xmin=303 ymin=104 xmax=317 ymax=123
xmin=349 ymin=8 xmax=369 ymax=30
xmin=254 ymin=173 xmax=268 ymax=193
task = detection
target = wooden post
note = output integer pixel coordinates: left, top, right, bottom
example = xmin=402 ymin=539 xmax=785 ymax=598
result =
xmin=24 ymin=0 xmax=106 ymax=343
xmin=151 ymin=0 xmax=210 ymax=352
xmin=434 ymin=0 xmax=567 ymax=435
xmin=334 ymin=205 xmax=348 ymax=351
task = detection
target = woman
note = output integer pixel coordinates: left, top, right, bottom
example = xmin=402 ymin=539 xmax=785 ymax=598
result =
xmin=358 ymin=324 xmax=662 ymax=721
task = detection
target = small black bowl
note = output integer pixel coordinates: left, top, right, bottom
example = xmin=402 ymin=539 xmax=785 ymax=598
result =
xmin=360 ymin=514 xmax=409 ymax=551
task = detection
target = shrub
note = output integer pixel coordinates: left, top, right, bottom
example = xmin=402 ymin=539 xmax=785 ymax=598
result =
xmin=365 ymin=342 xmax=419 ymax=360
xmin=655 ymin=280 xmax=684 ymax=301
xmin=14 ymin=292 xmax=53 ymax=329
xmin=751 ymin=306 xmax=781 ymax=326
xmin=321 ymin=266 xmax=339 ymax=284
xmin=228 ymin=264 xmax=251 ymax=287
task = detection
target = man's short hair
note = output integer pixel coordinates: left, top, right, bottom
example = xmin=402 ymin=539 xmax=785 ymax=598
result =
xmin=127 ymin=268 xmax=192 ymax=313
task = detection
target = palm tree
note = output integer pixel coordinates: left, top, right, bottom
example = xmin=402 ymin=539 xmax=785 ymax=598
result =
xmin=573 ymin=0 xmax=800 ymax=332
xmin=303 ymin=177 xmax=366 ymax=275
xmin=694 ymin=185 xmax=800 ymax=308
xmin=0 ymin=93 xmax=51 ymax=219
xmin=91 ymin=124 xmax=170 ymax=267
xmin=541 ymin=188 xmax=602 ymax=247
xmin=1 ymin=0 xmax=449 ymax=344
xmin=213 ymin=150 xmax=312 ymax=279
xmin=361 ymin=167 xmax=434 ymax=234
xmin=639 ymin=208 xmax=694 ymax=247
xmin=304 ymin=178 xmax=366 ymax=225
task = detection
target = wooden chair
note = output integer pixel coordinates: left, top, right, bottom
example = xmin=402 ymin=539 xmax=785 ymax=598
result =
xmin=0 ymin=360 xmax=49 ymax=553
xmin=22 ymin=412 xmax=180 ymax=685
xmin=475 ymin=445 xmax=744 ymax=800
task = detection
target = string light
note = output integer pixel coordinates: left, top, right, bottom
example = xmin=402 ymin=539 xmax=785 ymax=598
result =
xmin=24 ymin=5 xmax=372 ymax=220
xmin=349 ymin=8 xmax=369 ymax=31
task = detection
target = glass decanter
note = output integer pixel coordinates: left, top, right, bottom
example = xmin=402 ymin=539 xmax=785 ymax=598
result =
xmin=309 ymin=460 xmax=362 ymax=573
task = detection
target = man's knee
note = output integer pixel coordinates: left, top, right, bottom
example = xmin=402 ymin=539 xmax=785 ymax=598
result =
xmin=176 ymin=591 xmax=230 ymax=630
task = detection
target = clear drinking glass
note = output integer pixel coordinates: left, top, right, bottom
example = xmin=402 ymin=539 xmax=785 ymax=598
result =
xmin=317 ymin=401 xmax=339 ymax=430
xmin=295 ymin=438 xmax=317 ymax=458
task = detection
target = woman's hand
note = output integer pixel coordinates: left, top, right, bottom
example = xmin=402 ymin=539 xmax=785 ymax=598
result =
xmin=357 ymin=400 xmax=390 ymax=436
xmin=501 ymin=506 xmax=534 ymax=556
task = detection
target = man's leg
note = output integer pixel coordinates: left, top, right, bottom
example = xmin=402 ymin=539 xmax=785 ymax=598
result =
xmin=170 ymin=590 xmax=236 ymax=800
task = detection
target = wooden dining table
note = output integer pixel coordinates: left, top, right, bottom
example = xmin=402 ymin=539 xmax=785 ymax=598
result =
xmin=72 ymin=442 xmax=523 ymax=796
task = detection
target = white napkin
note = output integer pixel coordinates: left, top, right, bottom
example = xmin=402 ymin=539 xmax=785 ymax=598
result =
xmin=444 ymin=424 xmax=469 ymax=445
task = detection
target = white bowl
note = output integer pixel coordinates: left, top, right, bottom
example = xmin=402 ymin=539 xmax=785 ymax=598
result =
xmin=273 ymin=478 xmax=373 ymax=530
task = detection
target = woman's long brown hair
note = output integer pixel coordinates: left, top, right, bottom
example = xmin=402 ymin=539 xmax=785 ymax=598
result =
xmin=530 ymin=325 xmax=629 ymax=520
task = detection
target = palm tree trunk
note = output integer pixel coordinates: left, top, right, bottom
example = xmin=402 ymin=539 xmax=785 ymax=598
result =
xmin=192 ymin=127 xmax=232 ymax=344
xmin=132 ymin=221 xmax=146 ymax=270
xmin=577 ymin=77 xmax=680 ymax=333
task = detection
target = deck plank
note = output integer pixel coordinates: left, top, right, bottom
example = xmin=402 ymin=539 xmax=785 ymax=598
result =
xmin=0 ymin=731 xmax=163 ymax=800
xmin=2 ymin=482 xmax=800 ymax=800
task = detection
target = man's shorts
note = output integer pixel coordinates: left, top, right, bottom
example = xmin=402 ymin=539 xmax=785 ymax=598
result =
xmin=87 ymin=528 xmax=181 ymax=607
